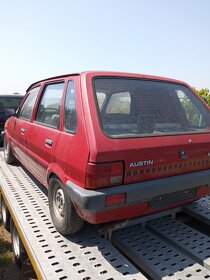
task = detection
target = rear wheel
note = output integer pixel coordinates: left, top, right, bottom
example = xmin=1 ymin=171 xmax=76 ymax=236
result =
xmin=48 ymin=177 xmax=84 ymax=235
xmin=1 ymin=196 xmax=11 ymax=231
xmin=4 ymin=136 xmax=15 ymax=164
xmin=10 ymin=218 xmax=27 ymax=268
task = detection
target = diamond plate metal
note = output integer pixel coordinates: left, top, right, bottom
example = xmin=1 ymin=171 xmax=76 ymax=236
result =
xmin=112 ymin=224 xmax=210 ymax=280
xmin=0 ymin=152 xmax=146 ymax=280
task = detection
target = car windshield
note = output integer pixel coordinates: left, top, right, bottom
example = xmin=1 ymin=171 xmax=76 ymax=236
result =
xmin=93 ymin=77 xmax=210 ymax=138
xmin=0 ymin=96 xmax=23 ymax=115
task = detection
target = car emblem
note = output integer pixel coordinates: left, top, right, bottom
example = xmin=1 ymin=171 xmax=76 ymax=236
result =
xmin=129 ymin=160 xmax=154 ymax=167
xmin=179 ymin=150 xmax=187 ymax=159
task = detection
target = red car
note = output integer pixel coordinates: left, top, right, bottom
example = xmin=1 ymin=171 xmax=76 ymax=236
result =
xmin=4 ymin=71 xmax=210 ymax=235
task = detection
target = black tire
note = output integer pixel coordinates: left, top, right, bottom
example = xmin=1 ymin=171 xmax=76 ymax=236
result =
xmin=1 ymin=196 xmax=11 ymax=231
xmin=48 ymin=177 xmax=84 ymax=235
xmin=10 ymin=218 xmax=27 ymax=269
xmin=4 ymin=136 xmax=15 ymax=164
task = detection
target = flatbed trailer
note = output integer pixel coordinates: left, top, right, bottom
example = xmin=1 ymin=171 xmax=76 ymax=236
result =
xmin=0 ymin=150 xmax=210 ymax=280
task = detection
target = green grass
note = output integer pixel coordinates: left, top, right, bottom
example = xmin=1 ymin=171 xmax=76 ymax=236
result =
xmin=0 ymin=250 xmax=13 ymax=268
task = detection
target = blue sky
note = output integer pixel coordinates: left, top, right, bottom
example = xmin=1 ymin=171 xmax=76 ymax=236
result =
xmin=0 ymin=0 xmax=209 ymax=93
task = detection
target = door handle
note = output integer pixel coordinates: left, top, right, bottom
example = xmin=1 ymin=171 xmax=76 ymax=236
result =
xmin=20 ymin=127 xmax=25 ymax=134
xmin=45 ymin=138 xmax=53 ymax=147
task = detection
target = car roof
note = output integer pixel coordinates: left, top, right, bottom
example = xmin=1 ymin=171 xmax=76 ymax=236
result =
xmin=27 ymin=71 xmax=189 ymax=92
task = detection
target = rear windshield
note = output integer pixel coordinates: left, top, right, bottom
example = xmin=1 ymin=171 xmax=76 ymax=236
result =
xmin=93 ymin=78 xmax=210 ymax=138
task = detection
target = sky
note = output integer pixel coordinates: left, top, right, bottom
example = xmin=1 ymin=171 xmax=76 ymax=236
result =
xmin=0 ymin=0 xmax=210 ymax=94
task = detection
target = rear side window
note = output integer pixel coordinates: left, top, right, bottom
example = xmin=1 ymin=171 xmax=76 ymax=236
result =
xmin=36 ymin=83 xmax=64 ymax=128
xmin=20 ymin=87 xmax=40 ymax=120
xmin=93 ymin=78 xmax=210 ymax=138
xmin=64 ymin=80 xmax=77 ymax=133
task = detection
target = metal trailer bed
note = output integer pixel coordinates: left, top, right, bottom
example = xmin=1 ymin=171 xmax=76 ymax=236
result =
xmin=1 ymin=151 xmax=210 ymax=280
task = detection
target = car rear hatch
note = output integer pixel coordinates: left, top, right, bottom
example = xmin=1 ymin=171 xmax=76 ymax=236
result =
xmin=122 ymin=134 xmax=210 ymax=185
xmin=91 ymin=76 xmax=210 ymax=189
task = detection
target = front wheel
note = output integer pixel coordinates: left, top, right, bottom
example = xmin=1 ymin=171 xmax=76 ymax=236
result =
xmin=48 ymin=177 xmax=84 ymax=235
xmin=4 ymin=136 xmax=15 ymax=164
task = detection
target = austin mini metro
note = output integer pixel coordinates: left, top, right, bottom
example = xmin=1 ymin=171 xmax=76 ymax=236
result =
xmin=4 ymin=71 xmax=210 ymax=235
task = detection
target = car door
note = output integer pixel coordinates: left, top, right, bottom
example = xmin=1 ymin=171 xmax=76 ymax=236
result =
xmin=26 ymin=82 xmax=64 ymax=186
xmin=11 ymin=87 xmax=40 ymax=168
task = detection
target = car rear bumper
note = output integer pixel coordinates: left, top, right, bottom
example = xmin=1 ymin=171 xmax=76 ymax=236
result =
xmin=66 ymin=169 xmax=210 ymax=210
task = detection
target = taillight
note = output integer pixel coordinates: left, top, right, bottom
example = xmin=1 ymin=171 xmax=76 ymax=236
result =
xmin=85 ymin=162 xmax=124 ymax=189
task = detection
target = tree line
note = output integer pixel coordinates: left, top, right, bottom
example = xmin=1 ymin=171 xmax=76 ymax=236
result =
xmin=194 ymin=88 xmax=210 ymax=106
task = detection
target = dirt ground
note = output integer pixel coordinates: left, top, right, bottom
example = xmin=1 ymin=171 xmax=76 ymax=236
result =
xmin=0 ymin=215 xmax=37 ymax=280
xmin=0 ymin=219 xmax=22 ymax=279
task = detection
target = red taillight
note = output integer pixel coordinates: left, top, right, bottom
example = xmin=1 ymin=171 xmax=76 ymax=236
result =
xmin=85 ymin=162 xmax=124 ymax=189
xmin=105 ymin=193 xmax=126 ymax=207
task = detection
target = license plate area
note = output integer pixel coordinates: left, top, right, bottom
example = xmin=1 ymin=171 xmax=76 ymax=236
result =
xmin=149 ymin=188 xmax=196 ymax=209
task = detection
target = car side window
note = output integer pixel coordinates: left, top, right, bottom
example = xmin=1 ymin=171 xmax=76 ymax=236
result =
xmin=35 ymin=83 xmax=64 ymax=128
xmin=19 ymin=87 xmax=40 ymax=120
xmin=64 ymin=80 xmax=77 ymax=133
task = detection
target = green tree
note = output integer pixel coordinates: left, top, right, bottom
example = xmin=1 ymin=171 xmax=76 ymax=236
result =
xmin=194 ymin=88 xmax=210 ymax=106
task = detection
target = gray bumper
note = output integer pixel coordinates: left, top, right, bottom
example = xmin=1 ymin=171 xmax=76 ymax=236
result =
xmin=66 ymin=169 xmax=210 ymax=212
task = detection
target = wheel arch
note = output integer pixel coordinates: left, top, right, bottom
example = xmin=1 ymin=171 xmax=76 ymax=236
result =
xmin=47 ymin=163 xmax=67 ymax=187
xmin=47 ymin=168 xmax=84 ymax=235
